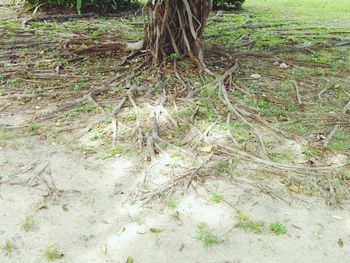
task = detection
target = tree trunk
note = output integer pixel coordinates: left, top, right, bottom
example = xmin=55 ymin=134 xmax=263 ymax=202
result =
xmin=144 ymin=0 xmax=213 ymax=71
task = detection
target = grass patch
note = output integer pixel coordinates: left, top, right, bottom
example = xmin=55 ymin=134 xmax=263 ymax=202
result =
xmin=164 ymin=198 xmax=179 ymax=209
xmin=67 ymin=103 xmax=98 ymax=117
xmin=195 ymin=223 xmax=221 ymax=247
xmin=235 ymin=214 xmax=264 ymax=234
xmin=2 ymin=239 xmax=13 ymax=254
xmin=99 ymin=145 xmax=126 ymax=159
xmin=21 ymin=215 xmax=35 ymax=232
xmin=210 ymin=192 xmax=224 ymax=203
xmin=43 ymin=244 xmax=63 ymax=261
xmin=270 ymin=221 xmax=287 ymax=235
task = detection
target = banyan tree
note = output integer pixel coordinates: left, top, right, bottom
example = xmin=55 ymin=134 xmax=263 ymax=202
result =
xmin=143 ymin=0 xmax=213 ymax=71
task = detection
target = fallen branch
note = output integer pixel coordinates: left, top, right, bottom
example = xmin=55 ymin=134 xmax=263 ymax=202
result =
xmin=324 ymin=100 xmax=350 ymax=147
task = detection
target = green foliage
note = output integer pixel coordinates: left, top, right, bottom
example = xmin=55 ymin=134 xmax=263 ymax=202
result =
xmin=195 ymin=223 xmax=221 ymax=247
xmin=26 ymin=0 xmax=141 ymax=13
xmin=213 ymin=0 xmax=245 ymax=10
xmin=270 ymin=221 xmax=287 ymax=235
xmin=21 ymin=215 xmax=35 ymax=231
xmin=235 ymin=214 xmax=264 ymax=234
xmin=43 ymin=244 xmax=63 ymax=261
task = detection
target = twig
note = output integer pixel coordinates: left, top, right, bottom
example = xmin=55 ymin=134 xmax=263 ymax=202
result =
xmin=255 ymin=179 xmax=292 ymax=205
xmin=294 ymin=81 xmax=302 ymax=105
xmin=324 ymin=100 xmax=350 ymax=147
xmin=112 ymin=97 xmax=128 ymax=146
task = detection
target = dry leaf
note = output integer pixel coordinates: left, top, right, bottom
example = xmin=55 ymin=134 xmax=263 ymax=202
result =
xmin=338 ymin=239 xmax=344 ymax=248
xmin=149 ymin=228 xmax=163 ymax=233
xmin=288 ymin=186 xmax=300 ymax=194
xmin=199 ymin=145 xmax=212 ymax=153
xmin=126 ymin=256 xmax=134 ymax=263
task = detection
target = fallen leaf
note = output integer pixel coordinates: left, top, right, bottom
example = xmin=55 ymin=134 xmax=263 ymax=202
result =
xmin=126 ymin=256 xmax=134 ymax=263
xmin=338 ymin=238 xmax=344 ymax=248
xmin=288 ymin=186 xmax=300 ymax=194
xmin=149 ymin=228 xmax=163 ymax=233
xmin=331 ymin=215 xmax=344 ymax=220
xmin=279 ymin=63 xmax=289 ymax=69
xmin=198 ymin=145 xmax=212 ymax=153
xmin=179 ymin=243 xmax=185 ymax=252
xmin=250 ymin=73 xmax=261 ymax=80
xmin=101 ymin=244 xmax=107 ymax=254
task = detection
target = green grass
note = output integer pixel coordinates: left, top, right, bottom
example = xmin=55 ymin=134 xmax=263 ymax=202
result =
xmin=210 ymin=192 xmax=224 ymax=203
xmin=3 ymin=239 xmax=12 ymax=254
xmin=164 ymin=198 xmax=179 ymax=209
xmin=21 ymin=215 xmax=35 ymax=232
xmin=28 ymin=123 xmax=41 ymax=135
xmin=235 ymin=214 xmax=265 ymax=234
xmin=270 ymin=221 xmax=287 ymax=235
xmin=67 ymin=104 xmax=98 ymax=117
xmin=99 ymin=145 xmax=126 ymax=159
xmin=43 ymin=244 xmax=63 ymax=261
xmin=245 ymin=0 xmax=350 ymax=22
xmin=195 ymin=223 xmax=221 ymax=247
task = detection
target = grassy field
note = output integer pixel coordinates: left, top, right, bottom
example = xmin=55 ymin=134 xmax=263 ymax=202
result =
xmin=245 ymin=0 xmax=350 ymax=21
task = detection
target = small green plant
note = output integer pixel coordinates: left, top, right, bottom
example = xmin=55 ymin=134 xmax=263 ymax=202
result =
xmin=303 ymin=146 xmax=322 ymax=159
xmin=170 ymin=211 xmax=181 ymax=221
xmin=43 ymin=244 xmax=63 ymax=261
xmin=122 ymin=113 xmax=136 ymax=121
xmin=21 ymin=215 xmax=35 ymax=231
xmin=28 ymin=123 xmax=41 ymax=135
xmin=195 ymin=223 xmax=221 ymax=247
xmin=235 ymin=214 xmax=264 ymax=234
xmin=270 ymin=221 xmax=287 ymax=235
xmin=340 ymin=170 xmax=350 ymax=180
xmin=167 ymin=52 xmax=179 ymax=61
xmin=215 ymin=159 xmax=236 ymax=174
xmin=128 ymin=213 xmax=144 ymax=225
xmin=3 ymin=239 xmax=12 ymax=254
xmin=67 ymin=104 xmax=97 ymax=117
xmin=164 ymin=198 xmax=178 ymax=209
xmin=210 ymin=192 xmax=223 ymax=203
xmin=7 ymin=77 xmax=20 ymax=87
xmin=100 ymin=145 xmax=126 ymax=159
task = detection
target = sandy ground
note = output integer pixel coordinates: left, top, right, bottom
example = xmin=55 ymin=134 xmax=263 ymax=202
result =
xmin=0 ymin=3 xmax=349 ymax=263
xmin=1 ymin=133 xmax=350 ymax=263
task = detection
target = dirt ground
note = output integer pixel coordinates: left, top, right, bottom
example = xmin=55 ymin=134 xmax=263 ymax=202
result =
xmin=1 ymin=135 xmax=350 ymax=263
xmin=1 ymin=2 xmax=350 ymax=263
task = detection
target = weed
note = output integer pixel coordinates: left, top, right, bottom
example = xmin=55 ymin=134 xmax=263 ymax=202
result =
xmin=0 ymin=128 xmax=9 ymax=141
xmin=28 ymin=123 xmax=41 ymax=135
xmin=340 ymin=170 xmax=350 ymax=180
xmin=3 ymin=239 xmax=12 ymax=254
xmin=170 ymin=211 xmax=181 ymax=221
xmin=128 ymin=213 xmax=144 ymax=225
xmin=100 ymin=145 xmax=126 ymax=159
xmin=21 ymin=215 xmax=35 ymax=231
xmin=67 ymin=104 xmax=97 ymax=117
xmin=210 ymin=192 xmax=223 ymax=203
xmin=235 ymin=214 xmax=264 ymax=234
xmin=195 ymin=223 xmax=221 ymax=247
xmin=303 ymin=146 xmax=322 ymax=159
xmin=270 ymin=221 xmax=287 ymax=235
xmin=122 ymin=113 xmax=136 ymax=122
xmin=7 ymin=77 xmax=20 ymax=87
xmin=71 ymin=83 xmax=88 ymax=92
xmin=43 ymin=244 xmax=63 ymax=261
xmin=164 ymin=198 xmax=178 ymax=209
xmin=215 ymin=158 xmax=236 ymax=174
